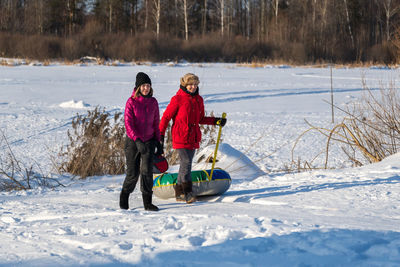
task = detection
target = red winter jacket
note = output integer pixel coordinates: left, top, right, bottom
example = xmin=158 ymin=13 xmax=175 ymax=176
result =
xmin=160 ymin=87 xmax=215 ymax=149
xmin=125 ymin=90 xmax=161 ymax=142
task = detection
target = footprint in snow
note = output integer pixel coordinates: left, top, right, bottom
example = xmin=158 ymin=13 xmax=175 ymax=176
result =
xmin=164 ymin=216 xmax=183 ymax=230
xmin=188 ymin=236 xmax=205 ymax=246
xmin=1 ymin=216 xmax=20 ymax=223
xmin=254 ymin=217 xmax=267 ymax=232
xmin=118 ymin=242 xmax=133 ymax=250
xmin=271 ymin=218 xmax=283 ymax=224
xmin=55 ymin=226 xmax=75 ymax=235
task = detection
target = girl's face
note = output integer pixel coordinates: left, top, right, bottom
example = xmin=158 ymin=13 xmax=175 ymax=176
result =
xmin=140 ymin=83 xmax=151 ymax=95
xmin=186 ymin=83 xmax=198 ymax=93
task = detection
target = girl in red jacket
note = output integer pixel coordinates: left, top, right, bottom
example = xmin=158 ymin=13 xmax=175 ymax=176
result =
xmin=120 ymin=72 xmax=163 ymax=211
xmin=159 ymin=73 xmax=226 ymax=203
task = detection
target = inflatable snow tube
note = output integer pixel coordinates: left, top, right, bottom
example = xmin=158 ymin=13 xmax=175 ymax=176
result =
xmin=153 ymin=169 xmax=231 ymax=199
xmin=153 ymin=155 xmax=169 ymax=174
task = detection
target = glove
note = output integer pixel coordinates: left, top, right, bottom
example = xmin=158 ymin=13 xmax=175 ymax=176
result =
xmin=135 ymin=138 xmax=148 ymax=154
xmin=214 ymin=117 xmax=227 ymax=127
xmin=156 ymin=140 xmax=164 ymax=156
xmin=160 ymin=135 xmax=164 ymax=147
xmin=156 ymin=142 xmax=164 ymax=156
xmin=156 ymin=135 xmax=164 ymax=155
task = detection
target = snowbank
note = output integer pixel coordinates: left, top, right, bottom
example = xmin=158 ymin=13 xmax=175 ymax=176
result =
xmin=59 ymin=100 xmax=90 ymax=109
xmin=193 ymin=143 xmax=265 ymax=180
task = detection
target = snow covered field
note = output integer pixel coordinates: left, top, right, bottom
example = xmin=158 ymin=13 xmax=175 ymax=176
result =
xmin=1 ymin=62 xmax=400 ymax=266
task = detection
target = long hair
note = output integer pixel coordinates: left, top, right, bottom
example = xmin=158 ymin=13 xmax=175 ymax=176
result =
xmin=134 ymin=85 xmax=153 ymax=98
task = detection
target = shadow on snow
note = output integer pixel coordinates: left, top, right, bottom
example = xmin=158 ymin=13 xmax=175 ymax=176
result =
xmin=87 ymin=229 xmax=400 ymax=266
xmin=219 ymin=175 xmax=400 ymax=203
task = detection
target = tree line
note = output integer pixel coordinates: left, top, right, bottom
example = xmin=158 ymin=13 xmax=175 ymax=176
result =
xmin=0 ymin=0 xmax=399 ymax=63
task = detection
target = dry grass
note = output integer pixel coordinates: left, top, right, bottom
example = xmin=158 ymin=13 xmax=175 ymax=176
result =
xmin=293 ymin=78 xmax=400 ymax=169
xmin=0 ymin=130 xmax=63 ymax=191
xmin=58 ymin=107 xmax=125 ymax=179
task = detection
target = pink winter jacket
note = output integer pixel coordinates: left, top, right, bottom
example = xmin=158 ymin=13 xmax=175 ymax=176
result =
xmin=124 ymin=90 xmax=161 ymax=142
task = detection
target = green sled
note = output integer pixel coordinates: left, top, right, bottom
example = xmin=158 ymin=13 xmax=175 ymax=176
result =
xmin=153 ymin=169 xmax=232 ymax=199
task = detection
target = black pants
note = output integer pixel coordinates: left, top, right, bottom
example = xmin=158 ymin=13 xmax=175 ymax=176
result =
xmin=122 ymin=137 xmax=155 ymax=195
xmin=177 ymin=148 xmax=195 ymax=184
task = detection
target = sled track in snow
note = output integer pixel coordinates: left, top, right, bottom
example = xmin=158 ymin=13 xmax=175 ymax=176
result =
xmin=197 ymin=87 xmax=379 ymax=104
xmin=158 ymin=87 xmax=376 ymax=108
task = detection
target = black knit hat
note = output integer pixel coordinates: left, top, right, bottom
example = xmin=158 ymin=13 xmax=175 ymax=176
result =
xmin=135 ymin=72 xmax=152 ymax=88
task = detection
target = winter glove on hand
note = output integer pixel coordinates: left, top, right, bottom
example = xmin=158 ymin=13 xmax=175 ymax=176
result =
xmin=214 ymin=117 xmax=227 ymax=127
xmin=156 ymin=141 xmax=164 ymax=156
xmin=156 ymin=135 xmax=164 ymax=155
xmin=160 ymin=135 xmax=164 ymax=147
xmin=135 ymin=139 xmax=148 ymax=154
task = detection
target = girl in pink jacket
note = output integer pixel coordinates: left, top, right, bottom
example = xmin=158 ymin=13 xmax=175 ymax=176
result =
xmin=120 ymin=72 xmax=162 ymax=211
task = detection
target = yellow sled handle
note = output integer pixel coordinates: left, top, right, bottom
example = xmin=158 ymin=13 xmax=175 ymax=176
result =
xmin=209 ymin=112 xmax=226 ymax=181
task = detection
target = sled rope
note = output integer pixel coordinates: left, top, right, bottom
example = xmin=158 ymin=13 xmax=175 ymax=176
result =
xmin=209 ymin=112 xmax=226 ymax=181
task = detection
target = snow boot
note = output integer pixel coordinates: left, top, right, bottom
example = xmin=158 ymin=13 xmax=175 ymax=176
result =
xmin=119 ymin=189 xmax=130 ymax=210
xmin=182 ymin=182 xmax=196 ymax=204
xmin=143 ymin=194 xmax=159 ymax=211
xmin=185 ymin=192 xmax=196 ymax=204
xmin=174 ymin=183 xmax=185 ymax=202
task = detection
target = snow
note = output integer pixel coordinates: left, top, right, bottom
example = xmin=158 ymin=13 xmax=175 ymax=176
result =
xmin=193 ymin=143 xmax=265 ymax=180
xmin=59 ymin=100 xmax=90 ymax=109
xmin=1 ymin=63 xmax=400 ymax=266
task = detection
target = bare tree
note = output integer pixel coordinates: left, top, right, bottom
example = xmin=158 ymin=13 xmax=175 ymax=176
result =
xmin=260 ymin=0 xmax=267 ymax=39
xmin=220 ymin=0 xmax=225 ymax=36
xmin=245 ymin=0 xmax=250 ymax=39
xmin=174 ymin=0 xmax=179 ymax=36
xmin=108 ymin=0 xmax=113 ymax=32
xmin=214 ymin=0 xmax=228 ymax=36
xmin=66 ymin=0 xmax=74 ymax=35
xmin=202 ymin=0 xmax=208 ymax=35
xmin=145 ymin=0 xmax=149 ymax=30
xmin=272 ymin=0 xmax=279 ymax=26
xmin=128 ymin=0 xmax=138 ymax=35
xmin=320 ymin=0 xmax=328 ymax=32
xmin=0 ymin=0 xmax=21 ymax=32
xmin=376 ymin=0 xmax=400 ymax=41
xmin=65 ymin=0 xmax=86 ymax=36
xmin=226 ymin=0 xmax=234 ymax=37
xmin=22 ymin=0 xmax=46 ymax=34
xmin=310 ymin=0 xmax=328 ymax=56
xmin=343 ymin=0 xmax=355 ymax=48
xmin=182 ymin=0 xmax=194 ymax=40
xmin=152 ymin=0 xmax=161 ymax=38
